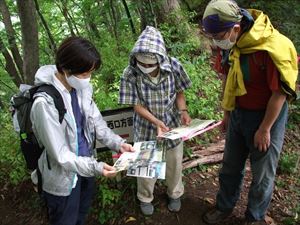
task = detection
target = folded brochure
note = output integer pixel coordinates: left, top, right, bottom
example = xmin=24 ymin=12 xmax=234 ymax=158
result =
xmin=113 ymin=141 xmax=166 ymax=179
xmin=158 ymin=119 xmax=220 ymax=141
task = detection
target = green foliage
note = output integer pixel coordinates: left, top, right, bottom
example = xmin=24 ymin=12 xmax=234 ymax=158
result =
xmin=95 ymin=177 xmax=122 ymax=224
xmin=92 ymin=30 xmax=135 ymax=110
xmin=0 ymin=111 xmax=28 ymax=185
xmin=282 ymin=206 xmax=300 ymax=225
xmin=159 ymin=16 xmax=222 ymax=120
xmin=184 ymin=147 xmax=194 ymax=159
xmin=237 ymin=0 xmax=300 ymax=52
xmin=278 ymin=151 xmax=299 ymax=174
xmin=288 ymin=100 xmax=300 ymax=126
xmin=184 ymin=55 xmax=222 ymax=119
xmin=159 ymin=11 xmax=201 ymax=56
xmin=0 ymin=1 xmax=298 ymax=224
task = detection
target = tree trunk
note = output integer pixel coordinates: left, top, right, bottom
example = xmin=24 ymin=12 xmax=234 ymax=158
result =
xmin=96 ymin=0 xmax=115 ymax=36
xmin=74 ymin=0 xmax=100 ymax=39
xmin=0 ymin=38 xmax=23 ymax=87
xmin=155 ymin=0 xmax=182 ymax=24
xmin=181 ymin=0 xmax=192 ymax=11
xmin=55 ymin=1 xmax=76 ymax=36
xmin=64 ymin=2 xmax=80 ymax=35
xmin=109 ymin=0 xmax=119 ymax=45
xmin=121 ymin=0 xmax=136 ymax=35
xmin=0 ymin=98 xmax=4 ymax=109
xmin=16 ymin=0 xmax=39 ymax=85
xmin=33 ymin=0 xmax=57 ymax=54
xmin=137 ymin=0 xmax=157 ymax=31
xmin=0 ymin=0 xmax=24 ymax=78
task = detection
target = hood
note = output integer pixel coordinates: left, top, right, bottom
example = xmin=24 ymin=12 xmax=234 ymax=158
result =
xmin=34 ymin=65 xmax=57 ymax=86
xmin=130 ymin=26 xmax=172 ymax=72
xmin=222 ymin=9 xmax=298 ymax=110
xmin=237 ymin=9 xmax=275 ymax=49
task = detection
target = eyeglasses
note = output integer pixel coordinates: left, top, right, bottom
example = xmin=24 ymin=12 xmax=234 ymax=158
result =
xmin=136 ymin=60 xmax=158 ymax=68
xmin=201 ymin=27 xmax=233 ymax=40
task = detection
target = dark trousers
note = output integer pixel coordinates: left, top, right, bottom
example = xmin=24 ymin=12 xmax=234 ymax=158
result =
xmin=216 ymin=102 xmax=288 ymax=221
xmin=43 ymin=175 xmax=95 ymax=225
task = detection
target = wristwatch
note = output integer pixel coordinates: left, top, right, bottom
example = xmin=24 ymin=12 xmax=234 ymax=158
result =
xmin=179 ymin=109 xmax=188 ymax=114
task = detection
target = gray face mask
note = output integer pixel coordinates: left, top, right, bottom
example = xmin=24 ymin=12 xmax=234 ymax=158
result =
xmin=213 ymin=38 xmax=236 ymax=50
xmin=213 ymin=28 xmax=236 ymax=50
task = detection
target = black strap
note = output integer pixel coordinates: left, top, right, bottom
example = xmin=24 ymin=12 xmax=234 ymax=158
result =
xmin=35 ymin=84 xmax=66 ymax=123
xmin=34 ymin=84 xmax=66 ymax=170
xmin=37 ymin=166 xmax=43 ymax=195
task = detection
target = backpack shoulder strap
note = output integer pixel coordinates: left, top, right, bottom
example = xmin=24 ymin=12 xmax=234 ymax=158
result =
xmin=36 ymin=85 xmax=66 ymax=123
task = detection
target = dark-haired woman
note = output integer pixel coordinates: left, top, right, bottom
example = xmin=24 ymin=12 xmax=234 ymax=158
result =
xmin=30 ymin=36 xmax=134 ymax=225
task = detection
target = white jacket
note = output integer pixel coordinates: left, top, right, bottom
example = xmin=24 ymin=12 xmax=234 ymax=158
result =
xmin=31 ymin=65 xmax=124 ymax=196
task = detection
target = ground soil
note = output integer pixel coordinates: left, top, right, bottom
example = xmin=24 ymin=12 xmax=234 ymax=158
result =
xmin=1 ymin=129 xmax=299 ymax=225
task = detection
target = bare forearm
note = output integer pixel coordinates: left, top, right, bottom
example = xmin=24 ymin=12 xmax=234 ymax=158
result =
xmin=259 ymin=90 xmax=286 ymax=132
xmin=134 ymin=104 xmax=159 ymax=125
xmin=176 ymin=91 xmax=188 ymax=110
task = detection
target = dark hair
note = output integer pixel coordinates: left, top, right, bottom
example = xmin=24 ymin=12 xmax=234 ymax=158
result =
xmin=55 ymin=36 xmax=101 ymax=75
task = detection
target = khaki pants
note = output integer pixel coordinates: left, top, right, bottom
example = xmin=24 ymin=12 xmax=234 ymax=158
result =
xmin=137 ymin=142 xmax=184 ymax=203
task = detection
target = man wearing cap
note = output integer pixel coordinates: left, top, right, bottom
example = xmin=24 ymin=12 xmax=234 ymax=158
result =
xmin=201 ymin=0 xmax=298 ymax=225
xmin=119 ymin=26 xmax=192 ymax=216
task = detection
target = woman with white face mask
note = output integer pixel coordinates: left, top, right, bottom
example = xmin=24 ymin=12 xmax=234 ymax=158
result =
xmin=30 ymin=36 xmax=134 ymax=225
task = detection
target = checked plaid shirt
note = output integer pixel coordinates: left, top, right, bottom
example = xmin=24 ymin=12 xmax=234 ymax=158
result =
xmin=119 ymin=27 xmax=191 ymax=149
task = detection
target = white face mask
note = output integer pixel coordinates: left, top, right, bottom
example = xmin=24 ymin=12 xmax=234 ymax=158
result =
xmin=65 ymin=75 xmax=91 ymax=90
xmin=213 ymin=28 xmax=237 ymax=50
xmin=137 ymin=63 xmax=158 ymax=74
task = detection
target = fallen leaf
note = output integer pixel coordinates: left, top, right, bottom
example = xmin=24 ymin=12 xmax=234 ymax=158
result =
xmin=125 ymin=216 xmax=136 ymax=223
xmin=204 ymin=197 xmax=214 ymax=204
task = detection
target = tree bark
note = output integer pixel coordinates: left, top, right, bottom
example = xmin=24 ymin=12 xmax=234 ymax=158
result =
xmin=64 ymin=1 xmax=80 ymax=35
xmin=182 ymin=140 xmax=225 ymax=169
xmin=121 ymin=0 xmax=136 ymax=35
xmin=109 ymin=0 xmax=119 ymax=44
xmin=16 ymin=0 xmax=39 ymax=85
xmin=0 ymin=38 xmax=23 ymax=87
xmin=137 ymin=0 xmax=157 ymax=31
xmin=183 ymin=153 xmax=223 ymax=170
xmin=155 ymin=0 xmax=182 ymax=24
xmin=55 ymin=1 xmax=76 ymax=36
xmin=0 ymin=98 xmax=4 ymax=109
xmin=73 ymin=0 xmax=100 ymax=39
xmin=0 ymin=0 xmax=24 ymax=77
xmin=33 ymin=0 xmax=57 ymax=54
xmin=181 ymin=0 xmax=192 ymax=11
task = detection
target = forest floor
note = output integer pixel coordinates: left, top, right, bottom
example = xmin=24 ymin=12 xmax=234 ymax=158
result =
xmin=0 ymin=125 xmax=299 ymax=225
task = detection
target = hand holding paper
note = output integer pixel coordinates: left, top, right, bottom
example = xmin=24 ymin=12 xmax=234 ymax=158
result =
xmin=158 ymin=119 xmax=221 ymax=140
xmin=102 ymin=163 xmax=117 ymax=178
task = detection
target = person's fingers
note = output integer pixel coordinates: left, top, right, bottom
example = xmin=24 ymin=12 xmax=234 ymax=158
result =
xmin=256 ymin=141 xmax=262 ymax=151
xmin=162 ymin=124 xmax=169 ymax=131
xmin=157 ymin=127 xmax=162 ymax=136
xmin=120 ymin=143 xmax=135 ymax=152
xmin=129 ymin=145 xmax=135 ymax=151
xmin=104 ymin=163 xmax=115 ymax=171
xmin=103 ymin=169 xmax=117 ymax=177
xmin=254 ymin=138 xmax=258 ymax=148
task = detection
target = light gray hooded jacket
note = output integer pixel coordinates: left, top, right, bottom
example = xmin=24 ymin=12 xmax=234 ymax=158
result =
xmin=31 ymin=65 xmax=124 ymax=196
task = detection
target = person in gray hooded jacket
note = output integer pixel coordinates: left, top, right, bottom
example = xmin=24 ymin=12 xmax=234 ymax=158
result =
xmin=30 ymin=36 xmax=134 ymax=225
